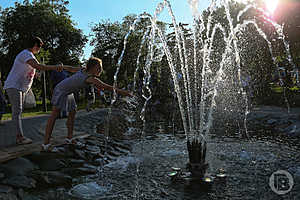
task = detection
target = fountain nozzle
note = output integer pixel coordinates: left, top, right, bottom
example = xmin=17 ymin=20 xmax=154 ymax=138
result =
xmin=186 ymin=137 xmax=208 ymax=178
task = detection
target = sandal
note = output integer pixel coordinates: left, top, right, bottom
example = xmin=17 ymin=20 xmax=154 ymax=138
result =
xmin=16 ymin=137 xmax=32 ymax=145
xmin=42 ymin=144 xmax=59 ymax=152
xmin=65 ymin=138 xmax=84 ymax=147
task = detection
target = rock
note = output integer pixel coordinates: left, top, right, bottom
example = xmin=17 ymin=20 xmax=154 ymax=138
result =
xmin=0 ymin=174 xmax=5 ymax=180
xmin=85 ymin=139 xmax=100 ymax=146
xmin=0 ymin=158 xmax=38 ymax=177
xmin=74 ymin=149 xmax=87 ymax=160
xmin=266 ymin=119 xmax=277 ymax=125
xmin=0 ymin=185 xmax=13 ymax=194
xmin=22 ymin=195 xmax=41 ymax=200
xmin=61 ymin=167 xmax=97 ymax=176
xmin=283 ymin=122 xmax=300 ymax=136
xmin=69 ymin=182 xmax=111 ymax=199
xmin=68 ymin=159 xmax=85 ymax=167
xmin=239 ymin=150 xmax=251 ymax=161
xmin=2 ymin=176 xmax=36 ymax=189
xmin=85 ymin=145 xmax=101 ymax=153
xmin=38 ymin=159 xmax=67 ymax=171
xmin=93 ymin=158 xmax=105 ymax=166
xmin=32 ymin=171 xmax=72 ymax=186
xmin=83 ymin=164 xmax=98 ymax=170
xmin=0 ymin=193 xmax=18 ymax=200
xmin=25 ymin=152 xmax=65 ymax=163
xmin=17 ymin=188 xmax=24 ymax=200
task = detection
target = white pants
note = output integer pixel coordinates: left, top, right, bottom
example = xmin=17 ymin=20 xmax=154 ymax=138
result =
xmin=6 ymin=88 xmax=26 ymax=136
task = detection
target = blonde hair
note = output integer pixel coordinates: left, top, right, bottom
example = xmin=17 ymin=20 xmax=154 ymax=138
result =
xmin=86 ymin=57 xmax=103 ymax=72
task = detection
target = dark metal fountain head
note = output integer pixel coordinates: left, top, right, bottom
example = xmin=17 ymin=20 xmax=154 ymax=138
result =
xmin=186 ymin=137 xmax=208 ymax=178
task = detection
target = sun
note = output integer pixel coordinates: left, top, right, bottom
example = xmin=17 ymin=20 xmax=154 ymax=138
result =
xmin=264 ymin=0 xmax=279 ymax=14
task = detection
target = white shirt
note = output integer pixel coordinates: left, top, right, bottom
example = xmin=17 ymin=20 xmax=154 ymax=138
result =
xmin=4 ymin=49 xmax=37 ymax=93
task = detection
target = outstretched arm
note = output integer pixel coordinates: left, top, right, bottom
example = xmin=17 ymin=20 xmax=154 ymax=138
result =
xmin=86 ymin=77 xmax=131 ymax=97
xmin=62 ymin=65 xmax=82 ymax=73
xmin=27 ymin=59 xmax=63 ymax=71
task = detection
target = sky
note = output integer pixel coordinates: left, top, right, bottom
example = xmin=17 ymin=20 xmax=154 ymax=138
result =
xmin=0 ymin=0 xmax=210 ymax=59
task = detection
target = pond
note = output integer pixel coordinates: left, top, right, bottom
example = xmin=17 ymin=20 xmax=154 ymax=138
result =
xmin=65 ymin=122 xmax=300 ymax=200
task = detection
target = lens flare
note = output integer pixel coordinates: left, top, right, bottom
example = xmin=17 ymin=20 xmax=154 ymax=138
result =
xmin=265 ymin=0 xmax=279 ymax=14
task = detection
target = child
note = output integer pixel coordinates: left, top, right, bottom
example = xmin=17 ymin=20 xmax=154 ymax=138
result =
xmin=43 ymin=57 xmax=132 ymax=151
xmin=50 ymin=70 xmax=69 ymax=118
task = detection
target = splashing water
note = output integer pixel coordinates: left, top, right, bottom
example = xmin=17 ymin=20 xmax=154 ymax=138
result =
xmin=107 ymin=0 xmax=296 ymax=198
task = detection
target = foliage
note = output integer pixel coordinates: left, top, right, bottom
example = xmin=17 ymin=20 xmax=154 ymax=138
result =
xmin=0 ymin=0 xmax=87 ymax=100
xmin=0 ymin=0 xmax=87 ymax=80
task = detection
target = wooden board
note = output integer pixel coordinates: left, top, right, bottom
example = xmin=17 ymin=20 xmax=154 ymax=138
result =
xmin=0 ymin=133 xmax=90 ymax=163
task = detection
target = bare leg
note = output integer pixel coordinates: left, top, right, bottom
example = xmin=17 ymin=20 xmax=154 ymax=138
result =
xmin=44 ymin=107 xmax=60 ymax=144
xmin=66 ymin=110 xmax=76 ymax=139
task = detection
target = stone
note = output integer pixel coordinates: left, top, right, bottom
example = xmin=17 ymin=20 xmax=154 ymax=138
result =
xmin=61 ymin=167 xmax=97 ymax=176
xmin=68 ymin=159 xmax=85 ymax=167
xmin=283 ymin=122 xmax=300 ymax=136
xmin=0 ymin=193 xmax=18 ymax=200
xmin=0 ymin=185 xmax=13 ymax=194
xmin=2 ymin=176 xmax=36 ymax=189
xmin=69 ymin=182 xmax=111 ymax=199
xmin=38 ymin=159 xmax=67 ymax=171
xmin=32 ymin=171 xmax=72 ymax=186
xmin=0 ymin=174 xmax=5 ymax=180
xmin=25 ymin=152 xmax=65 ymax=163
xmin=0 ymin=158 xmax=38 ymax=177
xmin=93 ymin=158 xmax=105 ymax=166
xmin=74 ymin=149 xmax=87 ymax=160
xmin=22 ymin=195 xmax=41 ymax=200
xmin=266 ymin=119 xmax=277 ymax=125
xmin=17 ymin=188 xmax=24 ymax=200
xmin=85 ymin=145 xmax=101 ymax=153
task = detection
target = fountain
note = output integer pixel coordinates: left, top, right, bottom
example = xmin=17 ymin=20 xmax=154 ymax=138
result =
xmin=110 ymin=0 xmax=297 ymax=194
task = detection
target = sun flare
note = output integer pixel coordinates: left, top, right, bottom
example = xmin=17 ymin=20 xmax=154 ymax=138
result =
xmin=264 ymin=0 xmax=279 ymax=14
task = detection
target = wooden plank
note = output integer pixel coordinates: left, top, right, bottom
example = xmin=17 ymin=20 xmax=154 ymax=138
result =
xmin=0 ymin=132 xmax=90 ymax=163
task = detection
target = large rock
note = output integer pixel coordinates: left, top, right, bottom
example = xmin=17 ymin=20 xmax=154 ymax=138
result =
xmin=0 ymin=193 xmax=18 ymax=200
xmin=38 ymin=159 xmax=67 ymax=171
xmin=0 ymin=158 xmax=38 ymax=177
xmin=282 ymin=122 xmax=300 ymax=136
xmin=0 ymin=185 xmax=13 ymax=194
xmin=61 ymin=167 xmax=97 ymax=176
xmin=32 ymin=171 xmax=72 ymax=186
xmin=69 ymin=182 xmax=111 ymax=199
xmin=2 ymin=176 xmax=36 ymax=189
xmin=0 ymin=173 xmax=5 ymax=180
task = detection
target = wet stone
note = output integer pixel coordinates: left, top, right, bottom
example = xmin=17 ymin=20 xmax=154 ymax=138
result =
xmin=33 ymin=171 xmax=72 ymax=186
xmin=69 ymin=182 xmax=111 ymax=199
xmin=85 ymin=145 xmax=101 ymax=153
xmin=0 ymin=173 xmax=5 ymax=180
xmin=68 ymin=159 xmax=85 ymax=167
xmin=0 ymin=193 xmax=18 ymax=200
xmin=2 ymin=176 xmax=36 ymax=189
xmin=74 ymin=149 xmax=87 ymax=160
xmin=0 ymin=158 xmax=38 ymax=177
xmin=75 ymin=167 xmax=97 ymax=175
xmin=38 ymin=159 xmax=67 ymax=171
xmin=0 ymin=185 xmax=13 ymax=194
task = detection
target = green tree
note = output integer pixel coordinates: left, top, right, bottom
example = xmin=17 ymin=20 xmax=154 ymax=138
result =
xmin=91 ymin=14 xmax=166 ymax=88
xmin=0 ymin=0 xmax=87 ymax=79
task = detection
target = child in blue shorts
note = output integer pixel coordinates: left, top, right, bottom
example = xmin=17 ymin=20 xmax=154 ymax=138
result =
xmin=42 ymin=57 xmax=132 ymax=151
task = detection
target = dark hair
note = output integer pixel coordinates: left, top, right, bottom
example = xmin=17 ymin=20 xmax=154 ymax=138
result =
xmin=28 ymin=36 xmax=44 ymax=48
xmin=86 ymin=57 xmax=103 ymax=71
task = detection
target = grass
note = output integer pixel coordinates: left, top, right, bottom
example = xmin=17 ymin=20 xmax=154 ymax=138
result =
xmin=2 ymin=98 xmax=104 ymax=121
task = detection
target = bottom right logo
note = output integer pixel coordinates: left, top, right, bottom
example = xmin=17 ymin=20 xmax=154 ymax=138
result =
xmin=269 ymin=170 xmax=294 ymax=195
